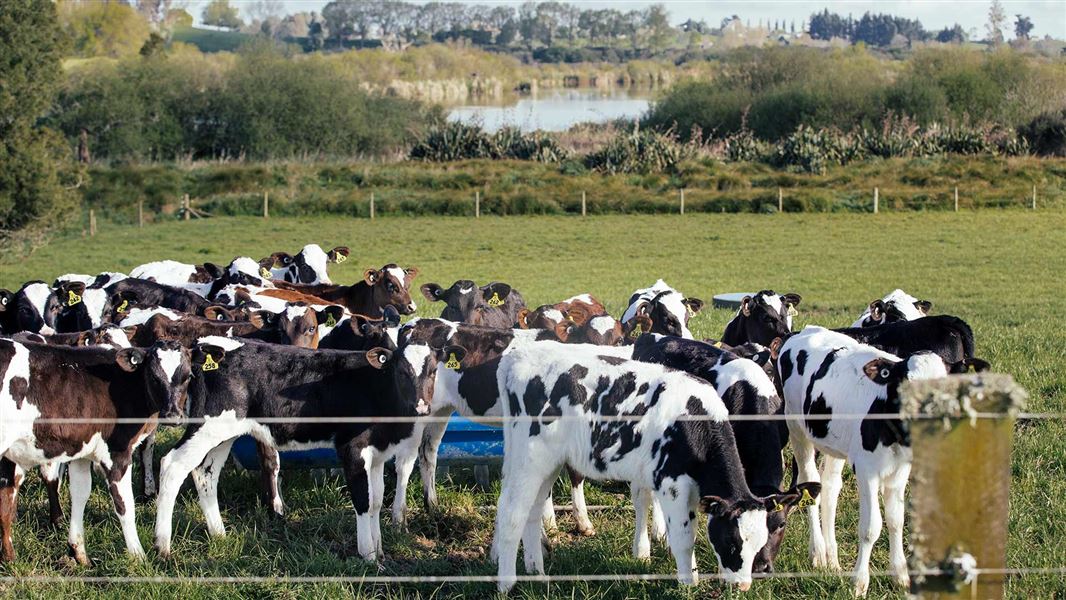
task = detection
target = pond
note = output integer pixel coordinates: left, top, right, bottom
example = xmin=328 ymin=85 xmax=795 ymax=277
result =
xmin=447 ymin=88 xmax=651 ymax=133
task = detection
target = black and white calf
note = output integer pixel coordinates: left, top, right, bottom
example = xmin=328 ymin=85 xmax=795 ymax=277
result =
xmin=52 ymin=279 xmax=139 ymax=333
xmin=0 ymin=281 xmax=62 ymax=335
xmin=0 ymin=339 xmax=193 ymax=564
xmin=420 ymin=280 xmax=526 ymax=328
xmin=834 ymin=315 xmax=989 ymax=374
xmin=852 ymin=289 xmax=931 ymax=327
xmin=632 ymin=334 xmax=819 ymax=571
xmin=152 ymin=337 xmax=460 ymax=562
xmin=620 ymin=280 xmax=704 ymax=339
xmin=262 ymin=244 xmax=350 ymax=284
xmin=130 ymin=257 xmax=271 ymax=299
xmin=778 ymin=326 xmax=947 ymax=596
xmin=493 ymin=341 xmax=790 ymax=592
xmin=721 ymin=290 xmax=801 ymax=347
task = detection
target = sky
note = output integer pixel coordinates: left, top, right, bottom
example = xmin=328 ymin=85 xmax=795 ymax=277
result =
xmin=186 ymin=1 xmax=1066 ymax=40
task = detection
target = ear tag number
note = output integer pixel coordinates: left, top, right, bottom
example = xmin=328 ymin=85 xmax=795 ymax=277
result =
xmin=444 ymin=353 xmax=461 ymax=370
xmin=787 ymin=306 xmax=798 ymax=317
xmin=629 ymin=323 xmax=643 ymax=339
xmin=260 ymin=267 xmax=272 ymax=279
xmin=325 ymin=314 xmax=337 ymax=327
xmin=773 ymin=500 xmax=785 ymax=513
xmin=117 ymin=299 xmax=129 ymax=313
xmin=335 ymin=254 xmax=347 ymax=263
xmin=68 ymin=290 xmax=82 ymax=306
xmin=487 ymin=292 xmax=504 ymax=307
xmin=798 ymin=488 xmax=815 ymax=509
xmin=202 ymin=353 xmax=219 ymax=372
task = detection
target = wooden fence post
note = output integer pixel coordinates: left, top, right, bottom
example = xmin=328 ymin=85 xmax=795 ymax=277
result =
xmin=679 ymin=188 xmax=685 ymax=215
xmin=1032 ymin=185 xmax=1036 ymax=210
xmin=581 ymin=190 xmax=587 ymax=217
xmin=902 ymin=374 xmax=1027 ymax=599
xmin=475 ymin=190 xmax=480 ymax=219
xmin=263 ymin=192 xmax=269 ymax=219
xmin=183 ymin=194 xmax=190 ymax=221
xmin=138 ymin=201 xmax=144 ymax=228
xmin=370 ymin=192 xmax=375 ymax=220
xmin=954 ymin=186 xmax=959 ymax=213
xmin=89 ymin=209 xmax=96 ymax=237
xmin=778 ymin=188 xmax=783 ymax=213
xmin=873 ymin=187 xmax=879 ymax=214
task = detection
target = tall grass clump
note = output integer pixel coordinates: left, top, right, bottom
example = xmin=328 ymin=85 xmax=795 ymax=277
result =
xmin=583 ymin=127 xmax=697 ymax=174
xmin=409 ymin=122 xmax=568 ymax=162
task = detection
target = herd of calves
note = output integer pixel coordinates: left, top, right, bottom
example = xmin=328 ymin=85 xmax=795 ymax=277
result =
xmin=0 ymin=243 xmax=991 ymax=595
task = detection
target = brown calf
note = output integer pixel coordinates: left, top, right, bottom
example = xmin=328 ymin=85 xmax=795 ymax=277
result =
xmin=272 ymin=264 xmax=418 ymax=318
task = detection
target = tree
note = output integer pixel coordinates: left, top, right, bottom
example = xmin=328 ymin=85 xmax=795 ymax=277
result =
xmin=809 ymin=9 xmax=847 ymax=40
xmin=59 ymin=1 xmax=151 ymax=57
xmin=936 ymin=24 xmax=967 ymax=43
xmin=986 ymin=0 xmax=1005 ymax=45
xmin=644 ymin=4 xmax=673 ymax=51
xmin=166 ymin=8 xmax=193 ymax=29
xmin=0 ymin=0 xmax=78 ymax=238
xmin=247 ymin=0 xmax=284 ymax=23
xmin=307 ymin=15 xmax=326 ymax=50
xmin=1014 ymin=14 xmax=1033 ymax=41
xmin=202 ymin=0 xmax=241 ymax=30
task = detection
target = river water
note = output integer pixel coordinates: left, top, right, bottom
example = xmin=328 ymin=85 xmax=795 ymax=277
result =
xmin=447 ymin=88 xmax=651 ymax=133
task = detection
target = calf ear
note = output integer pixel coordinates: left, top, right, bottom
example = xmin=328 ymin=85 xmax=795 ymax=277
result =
xmin=625 ymin=314 xmax=653 ymax=339
xmin=515 ymin=308 xmax=531 ymax=329
xmin=683 ymin=297 xmax=705 ymax=314
xmin=769 ymin=337 xmax=783 ymax=360
xmin=351 ymin=314 xmax=373 ymax=334
xmin=699 ymin=495 xmax=732 ymax=517
xmin=782 ymin=293 xmax=802 ymax=307
xmin=327 ymin=246 xmax=350 ymax=263
xmin=863 ymin=358 xmax=896 ymax=384
xmin=0 ymin=289 xmax=13 ymax=311
xmin=402 ymin=267 xmax=418 ymax=284
xmin=363 ymin=269 xmax=380 ymax=286
xmin=316 ymin=305 xmax=344 ymax=328
xmin=234 ymin=288 xmax=254 ymax=305
xmin=740 ymin=295 xmax=753 ymax=317
xmin=868 ymin=299 xmax=884 ymax=322
xmin=439 ymin=344 xmax=467 ymax=370
xmin=381 ymin=304 xmax=401 ymax=327
xmin=202 ymin=305 xmax=233 ymax=321
xmin=268 ymin=252 xmax=293 ymax=268
xmin=76 ymin=331 xmax=93 ymax=347
xmin=115 ymin=348 xmax=147 ymax=372
xmin=203 ymin=262 xmax=224 ymax=280
xmin=365 ymin=347 xmax=391 ymax=369
xmin=553 ymin=320 xmax=574 ymax=342
xmin=965 ymin=358 xmax=991 ymax=373
xmin=59 ymin=281 xmax=87 ymax=307
xmin=193 ymin=344 xmax=226 ymax=371
xmin=566 ymin=304 xmax=592 ymax=326
xmin=421 ymin=283 xmax=444 ymax=302
xmin=914 ymin=299 xmax=932 ymax=314
xmin=122 ymin=325 xmax=141 ymax=342
xmin=246 ymin=311 xmax=269 ymax=330
xmin=483 ymin=283 xmax=512 ymax=307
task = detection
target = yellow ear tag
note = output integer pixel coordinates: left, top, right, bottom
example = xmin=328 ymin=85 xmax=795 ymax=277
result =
xmin=713 ymin=340 xmax=723 ymax=349
xmin=260 ymin=267 xmax=272 ymax=279
xmin=202 ymin=353 xmax=219 ymax=372
xmin=335 ymin=254 xmax=347 ymax=263
xmin=325 ymin=314 xmax=337 ymax=328
xmin=788 ymin=305 xmax=798 ymax=317
xmin=67 ymin=290 xmax=82 ymax=306
xmin=487 ymin=292 xmax=504 ymax=307
xmin=629 ymin=323 xmax=643 ymax=339
xmin=773 ymin=500 xmax=785 ymax=513
xmin=798 ymin=488 xmax=815 ymax=509
xmin=117 ymin=299 xmax=129 ymax=313
xmin=444 ymin=353 xmax=461 ymax=370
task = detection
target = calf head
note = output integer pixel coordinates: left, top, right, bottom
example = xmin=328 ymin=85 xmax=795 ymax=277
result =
xmin=393 ymin=342 xmax=467 ymax=416
xmin=865 ymin=290 xmax=932 ymax=326
xmin=625 ymin=290 xmax=703 ymax=338
xmin=725 ymin=291 xmax=801 ymax=347
xmin=363 ymin=264 xmax=418 ymax=315
xmin=225 ymin=257 xmax=273 ymax=288
xmin=517 ymin=305 xmax=567 ymax=330
xmin=277 ymin=303 xmax=345 ymax=348
xmin=349 ymin=305 xmax=401 ymax=350
xmin=265 ymin=244 xmax=350 ymax=284
xmin=130 ymin=341 xmax=195 ymax=420
xmin=864 ymin=351 xmax=947 ymax=386
xmin=7 ymin=282 xmax=62 ymax=334
xmin=421 ymin=280 xmax=514 ymax=325
xmin=700 ymin=495 xmax=793 ymax=591
xmin=753 ymin=481 xmax=822 ymax=573
xmin=554 ymin=313 xmax=625 ymax=346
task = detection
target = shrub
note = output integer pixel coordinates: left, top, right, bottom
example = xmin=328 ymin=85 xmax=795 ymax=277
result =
xmin=410 ymin=123 xmax=568 ymax=163
xmin=583 ymin=128 xmax=696 ymax=174
xmin=1019 ymin=109 xmax=1066 ymax=157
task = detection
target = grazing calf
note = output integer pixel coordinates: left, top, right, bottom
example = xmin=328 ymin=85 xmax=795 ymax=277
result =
xmin=721 ymin=290 xmax=801 ymax=347
xmin=0 ymin=339 xmax=193 ymax=564
xmin=778 ymin=326 xmax=947 ymax=597
xmin=272 ymin=264 xmax=419 ymax=317
xmin=852 ymin=289 xmax=931 ymax=327
xmin=421 ymin=280 xmax=526 ymax=328
xmin=262 ymin=244 xmax=350 ymax=284
xmin=631 ymin=334 xmax=819 ymax=570
xmin=621 ymin=281 xmax=704 ymax=339
xmin=153 ymin=337 xmax=460 ymax=562
xmin=834 ymin=315 xmax=990 ymax=374
xmin=493 ymin=341 xmax=788 ymax=592
xmin=0 ymin=282 xmax=61 ymax=334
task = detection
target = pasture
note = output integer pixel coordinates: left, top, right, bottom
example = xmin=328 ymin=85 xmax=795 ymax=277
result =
xmin=1 ymin=211 xmax=1064 ymax=599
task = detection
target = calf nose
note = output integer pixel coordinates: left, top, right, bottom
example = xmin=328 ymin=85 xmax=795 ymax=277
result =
xmin=407 ymin=303 xmax=417 ymax=313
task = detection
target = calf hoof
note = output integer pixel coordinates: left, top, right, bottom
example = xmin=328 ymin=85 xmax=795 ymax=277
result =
xmin=68 ymin=544 xmax=90 ymax=567
xmin=49 ymin=514 xmax=65 ymax=529
xmin=891 ymin=563 xmax=909 ymax=588
xmin=852 ymin=573 xmax=870 ymax=597
xmin=575 ymin=524 xmax=596 ymax=537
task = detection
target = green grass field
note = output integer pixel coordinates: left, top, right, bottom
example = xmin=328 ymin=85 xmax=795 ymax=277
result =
xmin=1 ymin=212 xmax=1064 ymax=598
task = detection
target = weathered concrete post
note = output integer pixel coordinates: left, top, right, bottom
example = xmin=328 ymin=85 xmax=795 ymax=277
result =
xmin=902 ymin=374 xmax=1027 ymax=599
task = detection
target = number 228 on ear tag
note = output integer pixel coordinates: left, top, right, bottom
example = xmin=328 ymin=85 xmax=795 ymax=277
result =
xmin=487 ymin=292 xmax=504 ymax=307
xmin=202 ymin=353 xmax=219 ymax=371
xmin=68 ymin=290 xmax=82 ymax=306
xmin=444 ymin=353 xmax=461 ymax=370
xmin=260 ymin=267 xmax=272 ymax=279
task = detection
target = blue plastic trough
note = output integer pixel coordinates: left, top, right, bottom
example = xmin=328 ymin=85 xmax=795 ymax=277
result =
xmin=230 ymin=413 xmax=503 ymax=469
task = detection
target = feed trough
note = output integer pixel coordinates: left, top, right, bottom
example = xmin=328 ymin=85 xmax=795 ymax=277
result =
xmin=712 ymin=292 xmax=754 ymax=310
xmin=230 ymin=413 xmax=503 ymax=470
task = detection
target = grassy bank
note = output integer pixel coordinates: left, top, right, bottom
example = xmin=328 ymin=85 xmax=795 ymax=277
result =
xmin=1 ymin=212 xmax=1064 ymax=598
xmin=77 ymin=156 xmax=1066 ymax=225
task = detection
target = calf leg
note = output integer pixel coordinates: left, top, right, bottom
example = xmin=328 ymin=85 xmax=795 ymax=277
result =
xmin=191 ymin=439 xmax=235 ymax=538
xmin=568 ymin=467 xmax=595 ymax=535
xmin=522 ymin=471 xmax=559 ymax=576
xmin=0 ymin=458 xmax=20 ymax=562
xmin=370 ymin=457 xmax=386 ymax=557
xmin=336 ymin=439 xmax=377 ymax=562
xmin=788 ymin=420 xmax=827 ymax=568
xmin=418 ymin=419 xmax=448 ymax=512
xmin=650 ymin=496 xmax=667 ymax=542
xmin=106 ymin=460 xmax=145 ymax=559
xmin=495 ymin=463 xmax=558 ymax=593
xmin=852 ymin=466 xmax=883 ymax=598
xmin=40 ymin=462 xmax=64 ymax=527
xmin=820 ymin=456 xmax=846 ymax=572
xmin=391 ymin=436 xmax=419 ymax=528
xmin=66 ymin=459 xmax=92 ymax=565
xmin=883 ymin=464 xmax=911 ymax=588
xmin=657 ymin=482 xmax=698 ymax=585
xmin=139 ymin=433 xmax=157 ymax=498
xmin=256 ymin=443 xmax=284 ymax=517
xmin=631 ymin=485 xmax=652 ymax=560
